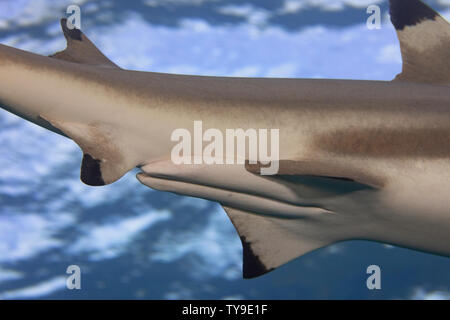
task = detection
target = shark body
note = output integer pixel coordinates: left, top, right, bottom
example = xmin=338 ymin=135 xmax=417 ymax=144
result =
xmin=0 ymin=0 xmax=449 ymax=278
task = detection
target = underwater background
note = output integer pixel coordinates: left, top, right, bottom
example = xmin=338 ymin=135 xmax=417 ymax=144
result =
xmin=0 ymin=0 xmax=449 ymax=299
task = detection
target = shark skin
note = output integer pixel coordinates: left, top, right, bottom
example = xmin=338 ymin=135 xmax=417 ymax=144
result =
xmin=0 ymin=0 xmax=449 ymax=278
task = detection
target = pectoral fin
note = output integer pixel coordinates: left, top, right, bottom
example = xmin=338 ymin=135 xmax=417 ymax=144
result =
xmin=222 ymin=205 xmax=332 ymax=279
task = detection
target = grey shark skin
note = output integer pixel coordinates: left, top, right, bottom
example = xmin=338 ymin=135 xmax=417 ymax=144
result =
xmin=0 ymin=0 xmax=449 ymax=278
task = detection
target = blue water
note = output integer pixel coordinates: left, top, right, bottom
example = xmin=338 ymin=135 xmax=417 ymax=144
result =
xmin=0 ymin=0 xmax=449 ymax=299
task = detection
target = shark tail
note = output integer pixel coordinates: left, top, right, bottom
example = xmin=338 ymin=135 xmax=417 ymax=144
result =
xmin=390 ymin=0 xmax=450 ymax=85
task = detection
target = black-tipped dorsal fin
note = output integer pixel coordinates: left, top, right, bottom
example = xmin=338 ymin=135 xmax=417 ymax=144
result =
xmin=390 ymin=0 xmax=450 ymax=84
xmin=221 ymin=205 xmax=331 ymax=279
xmin=50 ymin=19 xmax=120 ymax=68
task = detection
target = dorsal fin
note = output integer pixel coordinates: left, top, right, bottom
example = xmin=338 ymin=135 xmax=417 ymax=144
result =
xmin=49 ymin=19 xmax=120 ymax=68
xmin=390 ymin=0 xmax=450 ymax=84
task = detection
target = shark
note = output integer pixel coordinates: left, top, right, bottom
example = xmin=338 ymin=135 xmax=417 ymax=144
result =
xmin=0 ymin=0 xmax=449 ymax=279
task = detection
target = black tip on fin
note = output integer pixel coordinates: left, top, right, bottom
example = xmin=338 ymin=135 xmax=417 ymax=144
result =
xmin=241 ymin=236 xmax=274 ymax=279
xmin=50 ymin=18 xmax=120 ymax=68
xmin=81 ymin=154 xmax=105 ymax=186
xmin=60 ymin=18 xmax=82 ymax=41
xmin=390 ymin=0 xmax=438 ymax=30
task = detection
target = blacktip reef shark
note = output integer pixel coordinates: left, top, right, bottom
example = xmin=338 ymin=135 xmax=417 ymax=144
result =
xmin=0 ymin=0 xmax=449 ymax=279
